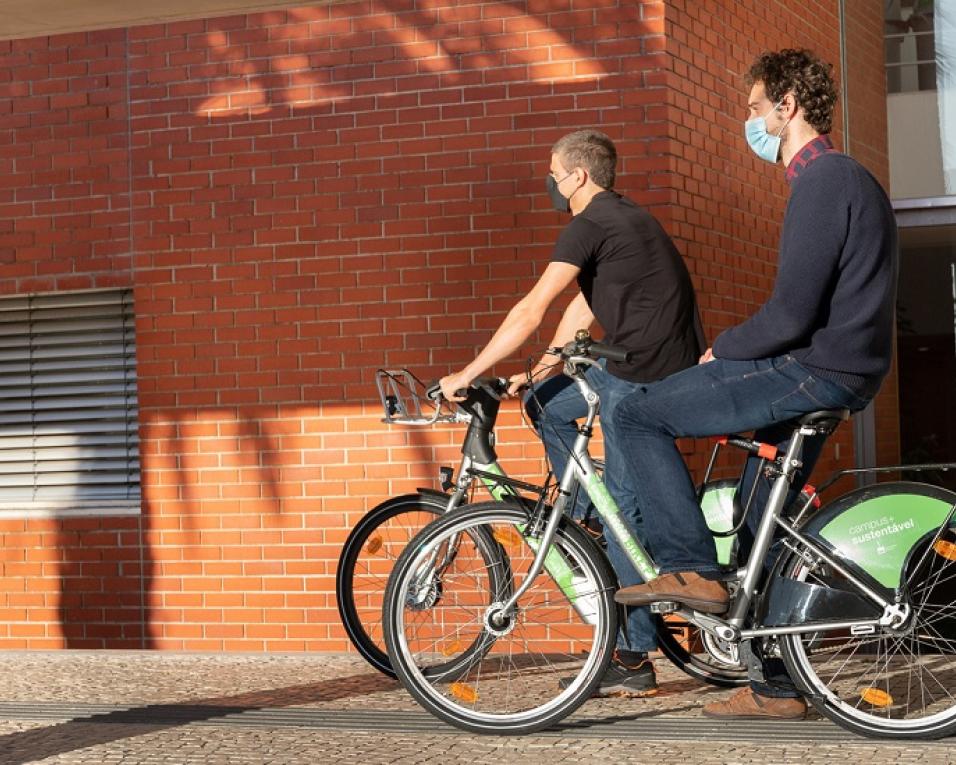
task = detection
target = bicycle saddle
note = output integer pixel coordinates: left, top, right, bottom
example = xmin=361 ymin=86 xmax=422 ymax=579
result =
xmin=798 ymin=408 xmax=850 ymax=431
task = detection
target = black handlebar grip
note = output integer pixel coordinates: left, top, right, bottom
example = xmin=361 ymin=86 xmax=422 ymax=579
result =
xmin=587 ymin=341 xmax=634 ymax=364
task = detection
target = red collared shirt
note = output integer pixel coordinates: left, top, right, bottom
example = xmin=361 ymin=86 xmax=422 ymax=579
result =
xmin=785 ymin=134 xmax=838 ymax=184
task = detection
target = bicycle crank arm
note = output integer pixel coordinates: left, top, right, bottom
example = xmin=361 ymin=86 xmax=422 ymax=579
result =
xmin=661 ymin=609 xmax=742 ymax=643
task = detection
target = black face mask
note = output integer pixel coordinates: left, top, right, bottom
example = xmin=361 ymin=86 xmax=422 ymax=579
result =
xmin=546 ymin=173 xmax=571 ymax=213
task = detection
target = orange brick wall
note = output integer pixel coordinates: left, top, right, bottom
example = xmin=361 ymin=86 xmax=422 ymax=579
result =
xmin=0 ymin=1 xmax=896 ymax=650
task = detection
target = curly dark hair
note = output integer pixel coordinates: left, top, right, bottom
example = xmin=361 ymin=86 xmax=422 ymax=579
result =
xmin=551 ymin=130 xmax=617 ymax=190
xmin=746 ymin=49 xmax=838 ymax=134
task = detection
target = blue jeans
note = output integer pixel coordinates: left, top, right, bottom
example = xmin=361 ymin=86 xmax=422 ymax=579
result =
xmin=613 ymin=354 xmax=871 ymax=693
xmin=525 ymin=363 xmax=657 ymax=653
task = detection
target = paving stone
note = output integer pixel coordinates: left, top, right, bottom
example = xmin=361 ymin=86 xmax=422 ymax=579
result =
xmin=0 ymin=652 xmax=952 ymax=764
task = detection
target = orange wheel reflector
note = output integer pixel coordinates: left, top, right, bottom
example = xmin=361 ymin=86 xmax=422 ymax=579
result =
xmin=493 ymin=527 xmax=523 ymax=549
xmin=933 ymin=540 xmax=956 ymax=561
xmin=441 ymin=640 xmax=463 ymax=656
xmin=450 ymin=682 xmax=478 ymax=703
xmin=860 ymin=687 xmax=893 ymax=707
xmin=366 ymin=536 xmax=383 ymax=555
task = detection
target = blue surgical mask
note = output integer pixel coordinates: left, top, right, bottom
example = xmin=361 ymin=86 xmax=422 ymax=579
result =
xmin=745 ymin=101 xmax=789 ymax=163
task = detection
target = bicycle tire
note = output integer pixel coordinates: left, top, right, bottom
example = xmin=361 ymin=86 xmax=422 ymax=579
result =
xmin=779 ymin=484 xmax=956 ymax=739
xmin=383 ymin=500 xmax=617 ymax=735
xmin=336 ymin=493 xmax=448 ymax=677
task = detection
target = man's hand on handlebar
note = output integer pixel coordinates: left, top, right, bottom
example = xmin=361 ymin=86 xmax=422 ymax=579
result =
xmin=439 ymin=372 xmax=472 ymax=403
xmin=506 ymin=372 xmax=532 ymax=398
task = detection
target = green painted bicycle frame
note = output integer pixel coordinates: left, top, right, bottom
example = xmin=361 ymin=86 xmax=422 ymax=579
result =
xmin=580 ymin=470 xmax=658 ymax=582
xmin=468 ymin=418 xmax=732 ymax=624
xmin=473 ymin=461 xmax=601 ymax=623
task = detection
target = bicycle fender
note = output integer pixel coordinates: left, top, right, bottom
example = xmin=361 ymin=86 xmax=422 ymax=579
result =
xmin=756 ymin=482 xmax=956 ymax=627
xmin=797 ymin=481 xmax=956 ymax=592
xmin=414 ymin=487 xmax=452 ymax=501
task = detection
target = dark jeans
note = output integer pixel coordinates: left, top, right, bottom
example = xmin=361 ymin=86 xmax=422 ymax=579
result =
xmin=525 ymin=363 xmax=657 ymax=653
xmin=613 ymin=355 xmax=871 ymax=694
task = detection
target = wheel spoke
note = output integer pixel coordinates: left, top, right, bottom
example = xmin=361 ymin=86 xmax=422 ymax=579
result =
xmin=385 ymin=505 xmax=615 ymax=733
xmin=782 ymin=521 xmax=956 ymax=737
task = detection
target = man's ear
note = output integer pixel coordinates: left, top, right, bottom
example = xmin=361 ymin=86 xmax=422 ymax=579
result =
xmin=779 ymin=92 xmax=799 ymax=120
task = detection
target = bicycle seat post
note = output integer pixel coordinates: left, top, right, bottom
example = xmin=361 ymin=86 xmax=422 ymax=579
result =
xmin=726 ymin=421 xmax=815 ymax=626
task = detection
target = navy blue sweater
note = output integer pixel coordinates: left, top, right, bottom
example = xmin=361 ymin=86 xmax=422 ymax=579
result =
xmin=713 ymin=137 xmax=898 ymax=397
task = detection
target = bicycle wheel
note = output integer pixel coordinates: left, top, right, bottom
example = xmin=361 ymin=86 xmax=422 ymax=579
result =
xmin=336 ymin=493 xmax=448 ymax=676
xmin=780 ymin=508 xmax=956 ymax=739
xmin=383 ymin=500 xmax=617 ymax=735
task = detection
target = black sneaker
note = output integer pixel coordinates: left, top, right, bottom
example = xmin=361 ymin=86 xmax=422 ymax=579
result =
xmin=559 ymin=652 xmax=658 ymax=698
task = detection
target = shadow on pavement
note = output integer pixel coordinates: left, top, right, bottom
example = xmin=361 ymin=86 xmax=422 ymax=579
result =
xmin=0 ymin=670 xmax=397 ymax=765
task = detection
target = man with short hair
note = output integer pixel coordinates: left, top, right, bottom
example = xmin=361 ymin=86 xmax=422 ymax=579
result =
xmin=440 ymin=129 xmax=704 ymax=697
xmin=610 ymin=49 xmax=899 ymax=719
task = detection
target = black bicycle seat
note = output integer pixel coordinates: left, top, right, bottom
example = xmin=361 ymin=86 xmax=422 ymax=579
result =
xmin=798 ymin=409 xmax=850 ymax=431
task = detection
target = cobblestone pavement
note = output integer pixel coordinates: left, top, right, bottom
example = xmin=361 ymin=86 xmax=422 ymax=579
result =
xmin=0 ymin=652 xmax=952 ymax=765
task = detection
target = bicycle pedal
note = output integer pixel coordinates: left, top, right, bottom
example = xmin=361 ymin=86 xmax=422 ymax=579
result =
xmin=649 ymin=601 xmax=680 ymax=614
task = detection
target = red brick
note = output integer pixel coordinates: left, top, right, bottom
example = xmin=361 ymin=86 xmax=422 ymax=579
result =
xmin=0 ymin=0 xmax=895 ymax=652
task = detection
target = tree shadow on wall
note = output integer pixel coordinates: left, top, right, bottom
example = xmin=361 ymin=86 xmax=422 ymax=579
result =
xmin=193 ymin=3 xmax=621 ymax=117
xmin=55 ymin=513 xmax=156 ymax=650
xmin=126 ymin=1 xmax=657 ymax=647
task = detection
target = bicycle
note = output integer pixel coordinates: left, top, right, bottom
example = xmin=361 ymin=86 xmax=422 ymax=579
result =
xmin=382 ymin=331 xmax=956 ymax=739
xmin=338 ymin=364 xmax=776 ymax=685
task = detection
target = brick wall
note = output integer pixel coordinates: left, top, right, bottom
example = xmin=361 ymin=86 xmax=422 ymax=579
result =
xmin=0 ymin=0 xmax=896 ymax=650
xmin=0 ymin=30 xmax=143 ymax=648
xmin=0 ymin=29 xmax=131 ymax=294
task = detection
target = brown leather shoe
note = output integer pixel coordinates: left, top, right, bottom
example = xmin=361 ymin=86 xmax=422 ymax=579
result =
xmin=703 ymin=687 xmax=807 ymax=720
xmin=614 ymin=571 xmax=729 ymax=613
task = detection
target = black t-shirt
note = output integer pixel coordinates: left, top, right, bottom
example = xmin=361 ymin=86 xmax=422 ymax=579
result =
xmin=551 ymin=191 xmax=705 ymax=383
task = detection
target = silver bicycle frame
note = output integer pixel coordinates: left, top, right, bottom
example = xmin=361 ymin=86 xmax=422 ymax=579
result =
xmin=494 ymin=356 xmax=658 ymax=616
xmin=493 ymin=363 xmax=896 ymax=642
xmin=722 ymin=423 xmax=894 ymax=635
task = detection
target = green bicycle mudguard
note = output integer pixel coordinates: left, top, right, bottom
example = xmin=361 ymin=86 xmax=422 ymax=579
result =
xmin=760 ymin=482 xmax=956 ymax=627
xmin=700 ymin=479 xmax=821 ymax=569
xmin=699 ymin=479 xmax=739 ymax=567
xmin=801 ymin=481 xmax=956 ymax=591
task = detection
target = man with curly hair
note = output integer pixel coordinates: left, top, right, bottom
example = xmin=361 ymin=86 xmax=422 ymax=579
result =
xmin=610 ymin=49 xmax=899 ymax=719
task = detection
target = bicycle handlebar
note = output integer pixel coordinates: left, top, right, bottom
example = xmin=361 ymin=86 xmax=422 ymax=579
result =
xmin=426 ymin=376 xmax=509 ymax=403
xmin=586 ymin=340 xmax=633 ymax=364
xmin=557 ymin=329 xmax=634 ymax=366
